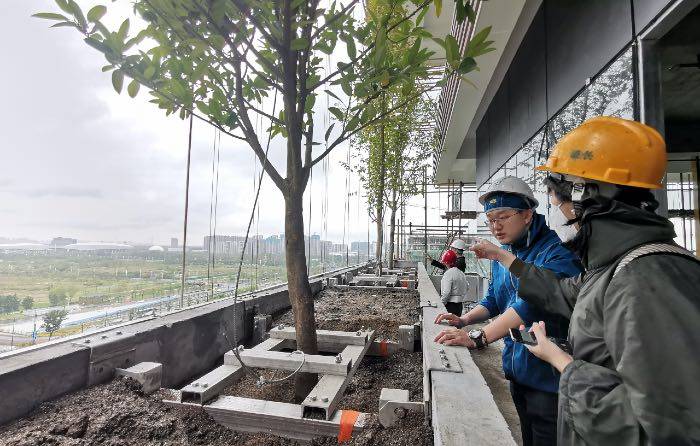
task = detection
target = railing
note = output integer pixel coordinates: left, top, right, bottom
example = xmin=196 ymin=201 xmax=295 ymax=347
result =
xmin=433 ymin=0 xmax=482 ymax=174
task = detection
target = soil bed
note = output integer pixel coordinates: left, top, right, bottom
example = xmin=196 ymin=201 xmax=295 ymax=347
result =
xmin=1 ymin=287 xmax=430 ymax=446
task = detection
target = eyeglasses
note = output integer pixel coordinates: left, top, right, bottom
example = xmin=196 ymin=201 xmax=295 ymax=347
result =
xmin=487 ymin=211 xmax=522 ymax=227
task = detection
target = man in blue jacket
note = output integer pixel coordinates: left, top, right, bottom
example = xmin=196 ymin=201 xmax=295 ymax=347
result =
xmin=434 ymin=176 xmax=582 ymax=446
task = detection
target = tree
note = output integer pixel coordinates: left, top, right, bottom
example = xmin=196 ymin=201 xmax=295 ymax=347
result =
xmin=35 ymin=0 xmax=491 ymax=397
xmin=350 ymin=86 xmax=438 ymax=268
xmin=42 ymin=309 xmax=69 ymax=341
xmin=348 ymin=0 xmax=444 ymax=269
xmin=48 ymin=288 xmax=68 ymax=307
xmin=22 ymin=296 xmax=34 ymax=311
xmin=0 ymin=295 xmax=21 ymax=314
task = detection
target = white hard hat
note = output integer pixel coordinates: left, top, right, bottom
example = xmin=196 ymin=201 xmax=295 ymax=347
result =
xmin=478 ymin=176 xmax=538 ymax=208
xmin=450 ymin=239 xmax=467 ymax=250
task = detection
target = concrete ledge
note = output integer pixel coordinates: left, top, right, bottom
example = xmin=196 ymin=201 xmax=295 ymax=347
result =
xmin=0 ymin=343 xmax=90 ymax=426
xmin=417 ymin=264 xmax=515 ymax=446
xmin=0 ymin=264 xmax=365 ymax=427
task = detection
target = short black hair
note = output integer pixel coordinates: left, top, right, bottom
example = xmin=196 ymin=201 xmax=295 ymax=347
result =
xmin=544 ymin=176 xmax=572 ymax=203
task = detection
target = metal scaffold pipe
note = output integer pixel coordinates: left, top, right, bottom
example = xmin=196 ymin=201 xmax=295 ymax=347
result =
xmin=423 ymin=166 xmax=428 ymax=267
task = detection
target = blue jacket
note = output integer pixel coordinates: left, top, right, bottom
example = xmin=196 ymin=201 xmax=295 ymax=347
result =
xmin=479 ymin=212 xmax=582 ymax=393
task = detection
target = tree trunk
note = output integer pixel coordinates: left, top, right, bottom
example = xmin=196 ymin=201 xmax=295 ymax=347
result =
xmin=284 ymin=188 xmax=318 ymax=400
xmin=388 ymin=205 xmax=397 ymax=269
xmin=375 ymin=93 xmax=387 ymax=270
xmin=375 ymin=211 xmax=383 ymax=264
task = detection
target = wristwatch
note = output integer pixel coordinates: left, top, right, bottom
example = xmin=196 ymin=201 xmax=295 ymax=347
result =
xmin=468 ymin=329 xmax=488 ymax=349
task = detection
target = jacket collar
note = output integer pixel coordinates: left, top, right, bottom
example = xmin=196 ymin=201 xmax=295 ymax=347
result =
xmin=506 ymin=212 xmax=547 ymax=254
xmin=579 ymin=199 xmax=676 ymax=269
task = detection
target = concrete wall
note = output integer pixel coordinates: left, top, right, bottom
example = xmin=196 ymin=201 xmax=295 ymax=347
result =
xmin=0 ymin=265 xmax=362 ymax=426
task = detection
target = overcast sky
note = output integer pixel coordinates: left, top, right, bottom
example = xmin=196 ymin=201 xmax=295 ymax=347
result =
xmin=1 ymin=0 xmax=451 ymax=247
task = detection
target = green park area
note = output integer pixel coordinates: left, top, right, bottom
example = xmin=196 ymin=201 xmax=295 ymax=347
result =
xmin=0 ymin=250 xmax=315 ymax=324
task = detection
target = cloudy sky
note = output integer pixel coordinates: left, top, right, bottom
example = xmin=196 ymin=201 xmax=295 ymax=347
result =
xmin=1 ymin=0 xmax=448 ymax=247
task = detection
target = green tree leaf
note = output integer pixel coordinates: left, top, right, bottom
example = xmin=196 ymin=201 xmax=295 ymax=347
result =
xmin=445 ymin=34 xmax=460 ymax=68
xmin=144 ymin=65 xmax=156 ymax=79
xmin=434 ymin=0 xmax=442 ymax=17
xmin=328 ymin=106 xmax=344 ymax=121
xmin=325 ymin=123 xmax=335 ymax=141
xmin=127 ymin=79 xmax=140 ymax=98
xmin=457 ymin=56 xmax=477 ymax=74
xmin=67 ymin=0 xmax=87 ymax=31
xmin=291 ymin=37 xmax=309 ymax=50
xmin=87 ymin=5 xmax=106 ymax=22
xmin=32 ymin=12 xmax=69 ymax=21
xmin=51 ymin=22 xmax=79 ymax=29
xmin=117 ymin=18 xmax=130 ymax=41
xmin=112 ymin=70 xmax=124 ymax=94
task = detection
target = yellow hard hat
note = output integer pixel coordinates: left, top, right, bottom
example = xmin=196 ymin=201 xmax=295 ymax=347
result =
xmin=537 ymin=116 xmax=667 ymax=189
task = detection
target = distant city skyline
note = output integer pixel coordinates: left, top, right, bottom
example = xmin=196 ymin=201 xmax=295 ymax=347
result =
xmin=0 ymin=231 xmax=371 ymax=249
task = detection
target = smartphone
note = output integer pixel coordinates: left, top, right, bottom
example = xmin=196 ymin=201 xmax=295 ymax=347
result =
xmin=509 ymin=327 xmax=537 ymax=345
xmin=509 ymin=327 xmax=573 ymax=354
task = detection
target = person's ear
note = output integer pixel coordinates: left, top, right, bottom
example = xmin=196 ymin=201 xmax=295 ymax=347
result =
xmin=524 ymin=209 xmax=534 ymax=224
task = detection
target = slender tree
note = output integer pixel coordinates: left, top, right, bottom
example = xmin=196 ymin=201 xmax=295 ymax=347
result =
xmin=35 ymin=0 xmax=492 ymax=397
xmin=349 ymin=92 xmax=437 ymax=269
xmin=42 ymin=309 xmax=69 ymax=341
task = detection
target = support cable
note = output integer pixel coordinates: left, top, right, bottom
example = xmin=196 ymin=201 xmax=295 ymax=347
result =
xmin=179 ymin=114 xmax=194 ymax=309
xmin=211 ymin=130 xmax=221 ymax=300
xmin=307 ymin=165 xmax=313 ymax=273
xmin=206 ymin=128 xmax=216 ymax=295
xmin=343 ymin=143 xmax=351 ymax=266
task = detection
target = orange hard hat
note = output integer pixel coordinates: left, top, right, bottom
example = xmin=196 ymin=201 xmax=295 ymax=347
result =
xmin=537 ymin=116 xmax=667 ymax=189
xmin=440 ymin=250 xmax=457 ymax=268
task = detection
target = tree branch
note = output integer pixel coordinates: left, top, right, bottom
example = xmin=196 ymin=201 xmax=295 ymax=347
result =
xmin=244 ymin=98 xmax=285 ymax=126
xmin=310 ymin=0 xmax=360 ymax=40
xmin=308 ymin=0 xmax=433 ymax=91
xmin=308 ymin=83 xmax=438 ymax=168
xmin=229 ymin=0 xmax=283 ymax=51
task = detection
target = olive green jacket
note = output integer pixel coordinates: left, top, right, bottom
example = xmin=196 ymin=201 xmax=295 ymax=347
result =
xmin=510 ymin=202 xmax=700 ymax=445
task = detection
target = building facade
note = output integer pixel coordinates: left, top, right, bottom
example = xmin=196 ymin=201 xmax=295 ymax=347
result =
xmin=433 ymin=0 xmax=700 ymax=254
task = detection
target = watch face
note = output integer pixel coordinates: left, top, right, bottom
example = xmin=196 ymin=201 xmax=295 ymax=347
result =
xmin=468 ymin=329 xmax=481 ymax=340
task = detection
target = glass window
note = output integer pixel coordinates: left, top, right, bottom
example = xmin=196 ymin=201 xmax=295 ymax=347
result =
xmin=516 ymin=143 xmax=535 ymax=181
xmin=547 ymin=46 xmax=634 ymax=145
xmin=480 ymin=45 xmax=634 ymax=224
xmin=505 ymin=155 xmax=517 ymax=179
xmin=491 ymin=166 xmax=505 ymax=182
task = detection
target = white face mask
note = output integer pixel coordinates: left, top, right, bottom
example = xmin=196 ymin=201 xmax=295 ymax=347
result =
xmin=549 ymin=204 xmax=578 ymax=242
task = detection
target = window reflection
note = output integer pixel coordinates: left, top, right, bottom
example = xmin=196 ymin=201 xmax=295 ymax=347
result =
xmin=480 ymin=45 xmax=634 ymax=225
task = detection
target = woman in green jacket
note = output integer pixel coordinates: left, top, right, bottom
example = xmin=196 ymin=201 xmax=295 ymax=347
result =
xmin=471 ymin=116 xmax=700 ymax=445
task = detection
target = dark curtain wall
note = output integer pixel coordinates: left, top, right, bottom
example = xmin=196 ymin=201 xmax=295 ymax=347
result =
xmin=475 ymin=0 xmax=651 ymax=186
xmin=545 ymin=0 xmax=633 ymax=115
xmin=507 ymin=8 xmax=547 ymax=159
xmin=475 ymin=114 xmax=490 ymax=187
xmin=487 ymin=83 xmax=511 ymax=174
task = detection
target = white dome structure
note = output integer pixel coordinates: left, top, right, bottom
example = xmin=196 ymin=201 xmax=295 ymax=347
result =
xmin=148 ymin=245 xmax=165 ymax=252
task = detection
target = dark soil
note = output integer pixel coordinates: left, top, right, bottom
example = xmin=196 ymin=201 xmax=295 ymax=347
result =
xmin=0 ymin=287 xmax=430 ymax=446
xmin=274 ymin=287 xmax=421 ymax=343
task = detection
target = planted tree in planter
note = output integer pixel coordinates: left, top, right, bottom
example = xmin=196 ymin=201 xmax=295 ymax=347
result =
xmin=349 ymin=86 xmax=438 ymax=269
xmin=35 ymin=0 xmax=491 ymax=397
